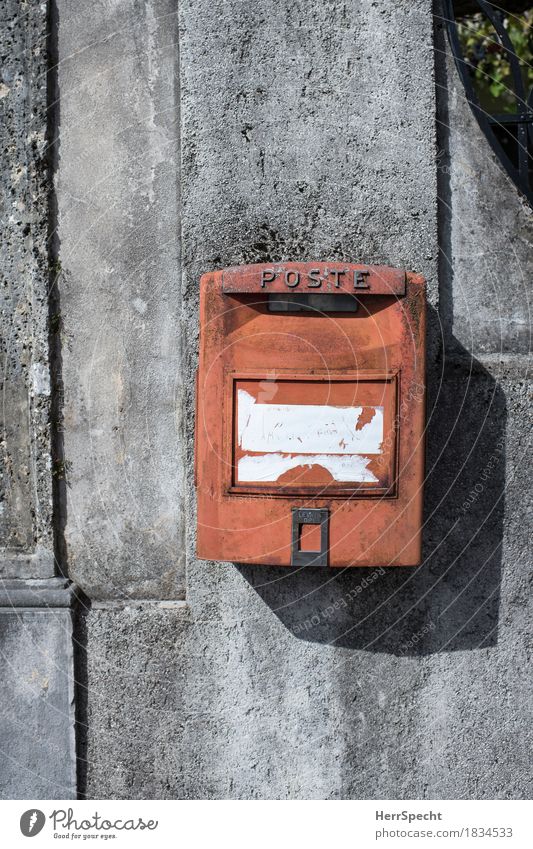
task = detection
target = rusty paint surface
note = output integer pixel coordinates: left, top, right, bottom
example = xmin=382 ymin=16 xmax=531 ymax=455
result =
xmin=196 ymin=262 xmax=426 ymax=568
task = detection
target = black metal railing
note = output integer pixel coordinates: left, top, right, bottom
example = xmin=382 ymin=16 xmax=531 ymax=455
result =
xmin=444 ymin=0 xmax=533 ymax=205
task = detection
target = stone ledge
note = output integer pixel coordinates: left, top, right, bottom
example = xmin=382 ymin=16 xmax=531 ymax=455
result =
xmin=0 ymin=545 xmax=56 ymax=580
xmin=440 ymin=352 xmax=532 ymax=377
xmin=91 ymin=599 xmax=189 ymax=611
xmin=0 ymin=577 xmax=77 ymax=609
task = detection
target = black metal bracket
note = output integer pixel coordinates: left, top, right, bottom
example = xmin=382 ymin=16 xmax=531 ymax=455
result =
xmin=291 ymin=508 xmax=329 ymax=568
xmin=443 ymin=0 xmax=533 ymax=206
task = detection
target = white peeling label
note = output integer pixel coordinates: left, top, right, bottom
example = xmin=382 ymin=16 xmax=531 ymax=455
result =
xmin=236 ymin=389 xmax=384 ymax=484
xmin=238 ymin=453 xmax=379 ymax=483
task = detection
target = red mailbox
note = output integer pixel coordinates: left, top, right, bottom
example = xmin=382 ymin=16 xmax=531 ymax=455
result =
xmin=195 ymin=262 xmax=426 ymax=568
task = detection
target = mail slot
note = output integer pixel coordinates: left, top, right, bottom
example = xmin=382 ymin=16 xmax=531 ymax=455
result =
xmin=195 ymin=262 xmax=426 ymax=567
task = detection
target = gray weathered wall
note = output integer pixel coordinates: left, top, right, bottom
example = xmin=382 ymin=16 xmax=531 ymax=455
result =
xmin=437 ymin=31 xmax=532 ymax=355
xmin=3 ymin=0 xmax=529 ymax=799
xmin=0 ymin=0 xmax=76 ymax=799
xmin=65 ymin=0 xmax=531 ymax=799
xmin=56 ymin=0 xmax=185 ymax=601
xmin=0 ymin=583 xmax=76 ymax=799
xmin=0 ymin=0 xmax=54 ymax=577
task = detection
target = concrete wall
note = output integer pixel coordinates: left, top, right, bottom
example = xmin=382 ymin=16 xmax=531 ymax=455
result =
xmin=437 ymin=29 xmax=533 ymax=355
xmin=0 ymin=581 xmax=76 ymax=799
xmin=0 ymin=1 xmax=76 ymax=798
xmin=0 ymin=0 xmax=54 ymax=577
xmin=56 ymin=0 xmax=185 ymax=601
xmin=56 ymin=0 xmax=531 ymax=800
xmin=1 ymin=0 xmax=530 ymax=799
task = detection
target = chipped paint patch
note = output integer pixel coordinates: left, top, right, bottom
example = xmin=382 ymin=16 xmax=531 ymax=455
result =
xmin=236 ymin=389 xmax=383 ymax=483
xmin=237 ymin=389 xmax=383 ymax=454
xmin=238 ymin=452 xmax=379 ymax=483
